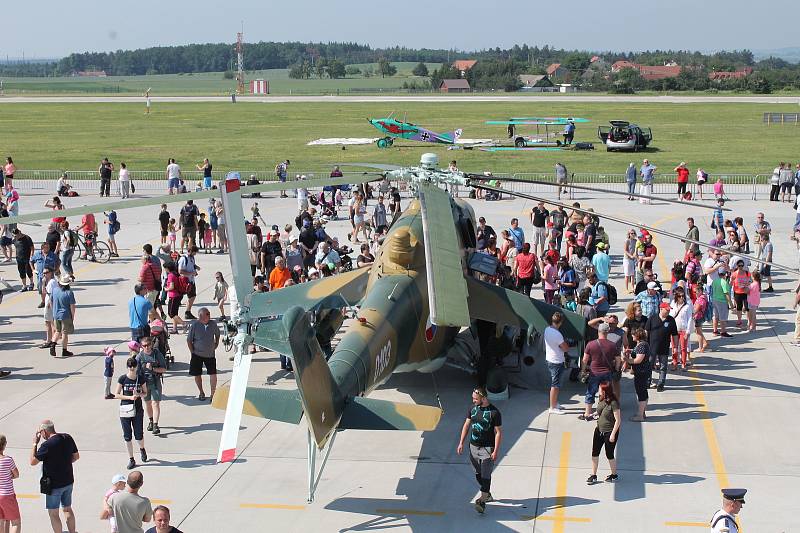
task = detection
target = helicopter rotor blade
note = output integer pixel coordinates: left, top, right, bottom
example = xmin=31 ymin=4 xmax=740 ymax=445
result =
xmin=491 ymin=177 xmax=731 ymax=212
xmin=337 ymin=163 xmax=403 ymax=172
xmin=472 ymin=183 xmax=797 ymax=274
xmin=2 ymin=173 xmax=378 ymax=226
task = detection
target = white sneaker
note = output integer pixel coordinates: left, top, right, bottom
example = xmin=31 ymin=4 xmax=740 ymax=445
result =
xmin=549 ymin=407 xmax=565 ymax=415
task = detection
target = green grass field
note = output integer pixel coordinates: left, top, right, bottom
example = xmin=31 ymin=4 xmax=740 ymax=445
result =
xmin=0 ymin=64 xmax=439 ymax=96
xmin=1 ymin=100 xmax=798 ymax=176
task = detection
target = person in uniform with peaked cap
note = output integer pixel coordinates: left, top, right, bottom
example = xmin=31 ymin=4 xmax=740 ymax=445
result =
xmin=710 ymin=488 xmax=746 ymax=532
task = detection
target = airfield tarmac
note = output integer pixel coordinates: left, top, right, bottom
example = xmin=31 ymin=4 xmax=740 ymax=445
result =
xmin=0 ymin=94 xmax=800 ymax=104
xmin=1 ymin=187 xmax=798 ymax=532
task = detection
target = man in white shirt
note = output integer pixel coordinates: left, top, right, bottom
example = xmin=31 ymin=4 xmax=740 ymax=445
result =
xmin=544 ymin=312 xmax=571 ymax=415
xmin=296 ymin=175 xmax=309 ymax=213
xmin=165 ymin=158 xmax=181 ymax=195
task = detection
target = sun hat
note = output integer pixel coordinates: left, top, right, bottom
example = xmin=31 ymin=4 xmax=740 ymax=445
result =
xmin=58 ymin=274 xmax=72 ymax=286
xmin=111 ymin=474 xmax=127 ymax=485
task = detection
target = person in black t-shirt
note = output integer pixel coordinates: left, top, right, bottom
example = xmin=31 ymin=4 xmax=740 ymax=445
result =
xmin=177 ymin=200 xmax=199 ymax=249
xmin=12 ymin=228 xmax=35 ymax=290
xmin=356 ymin=243 xmax=374 ymax=268
xmin=115 ymin=357 xmax=149 ymax=470
xmin=645 ymin=303 xmax=678 ymax=392
xmin=30 ymin=419 xmax=79 ymax=532
xmin=158 ymin=204 xmax=170 ymax=245
xmin=457 ymin=387 xmax=502 ymax=514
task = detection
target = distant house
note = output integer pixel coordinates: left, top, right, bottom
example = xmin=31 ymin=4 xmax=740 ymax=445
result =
xmin=546 ymin=63 xmax=569 ymax=79
xmin=611 ymin=60 xmax=682 ymax=80
xmin=518 ymin=74 xmax=555 ymax=92
xmin=590 ymin=55 xmax=602 ymax=64
xmin=638 ymin=65 xmax=682 ymax=80
xmin=709 ymin=67 xmax=753 ymax=81
xmin=557 ymin=83 xmax=579 ymax=93
xmin=452 ymin=60 xmax=477 ymax=77
xmin=439 ymin=79 xmax=471 ymax=93
xmin=76 ymin=70 xmax=108 ymax=77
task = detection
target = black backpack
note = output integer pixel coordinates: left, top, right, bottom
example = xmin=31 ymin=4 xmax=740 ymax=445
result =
xmin=181 ymin=206 xmax=195 ymax=227
xmin=598 ymin=281 xmax=617 ymax=306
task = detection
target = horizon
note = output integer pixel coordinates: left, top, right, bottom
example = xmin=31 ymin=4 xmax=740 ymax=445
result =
xmin=3 ymin=0 xmax=799 ymax=59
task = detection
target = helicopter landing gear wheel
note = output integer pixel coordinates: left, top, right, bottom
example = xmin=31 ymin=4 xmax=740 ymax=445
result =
xmin=376 ymin=137 xmax=392 ymax=148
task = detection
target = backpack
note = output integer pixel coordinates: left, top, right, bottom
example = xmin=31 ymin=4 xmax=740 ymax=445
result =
xmin=66 ymin=229 xmax=77 ymax=248
xmin=596 ymin=281 xmax=617 ymax=306
xmin=112 ymin=220 xmax=121 ymax=233
xmin=181 ymin=206 xmax=195 ymax=227
xmin=531 ymin=264 xmax=542 ymax=285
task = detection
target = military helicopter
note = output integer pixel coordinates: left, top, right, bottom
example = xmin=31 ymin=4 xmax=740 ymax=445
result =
xmin=211 ymin=153 xmax=586 ymax=502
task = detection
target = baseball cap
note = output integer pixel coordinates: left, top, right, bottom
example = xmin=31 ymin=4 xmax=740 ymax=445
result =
xmin=307 ymin=267 xmax=319 ymax=276
xmin=104 ymin=346 xmax=117 ymax=357
xmin=659 ymin=302 xmax=671 ymax=309
xmin=127 ymin=340 xmax=141 ymax=352
xmin=293 ymin=265 xmax=303 ymax=272
xmin=647 ymin=281 xmax=657 ymax=290
xmin=596 ymin=242 xmax=607 ymax=250
xmin=111 ymin=474 xmax=127 ymax=485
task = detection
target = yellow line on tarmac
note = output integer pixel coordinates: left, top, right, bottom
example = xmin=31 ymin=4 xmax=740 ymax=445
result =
xmin=151 ymin=499 xmax=173 ymax=504
xmin=650 ymin=214 xmax=741 ymax=532
xmin=552 ymin=432 xmax=571 ymax=533
xmin=240 ymin=503 xmax=307 ymax=511
xmin=375 ymin=508 xmax=445 ymax=517
xmin=537 ymin=515 xmax=591 ymax=523
xmin=15 ymin=493 xmax=40 ymax=499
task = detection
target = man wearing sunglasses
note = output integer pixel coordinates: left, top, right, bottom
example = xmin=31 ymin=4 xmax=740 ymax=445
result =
xmin=136 ymin=337 xmax=166 ymax=436
xmin=456 ymin=387 xmax=502 ymax=514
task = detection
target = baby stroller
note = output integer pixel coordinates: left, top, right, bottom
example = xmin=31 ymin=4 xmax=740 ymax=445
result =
xmin=149 ymin=318 xmax=174 ymax=369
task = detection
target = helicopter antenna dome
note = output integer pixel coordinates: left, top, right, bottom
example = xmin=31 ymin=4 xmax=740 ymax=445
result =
xmin=420 ymin=153 xmax=439 ymax=170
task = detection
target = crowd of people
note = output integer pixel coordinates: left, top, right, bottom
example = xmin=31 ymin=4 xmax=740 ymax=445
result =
xmin=0 ymin=155 xmax=785 ymax=528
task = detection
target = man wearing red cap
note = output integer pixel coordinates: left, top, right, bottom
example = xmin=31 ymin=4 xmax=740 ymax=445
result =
xmin=644 ymin=302 xmax=678 ymax=392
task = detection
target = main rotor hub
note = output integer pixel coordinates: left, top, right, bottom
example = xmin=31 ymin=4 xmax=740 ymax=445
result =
xmin=419 ymin=153 xmax=439 ymax=170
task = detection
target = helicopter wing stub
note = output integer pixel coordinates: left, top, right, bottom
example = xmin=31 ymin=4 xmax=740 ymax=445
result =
xmin=417 ymin=182 xmax=470 ymax=328
xmin=249 ymin=267 xmax=371 ymax=355
xmin=465 ymin=277 xmax=585 ymax=343
xmin=339 ymin=397 xmax=442 ymax=431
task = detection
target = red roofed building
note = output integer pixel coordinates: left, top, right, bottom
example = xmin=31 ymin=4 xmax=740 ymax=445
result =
xmin=452 ymin=60 xmax=477 ymax=77
xmin=709 ymin=67 xmax=753 ymax=81
xmin=590 ymin=55 xmax=601 ymax=63
xmin=439 ymin=79 xmax=471 ymax=93
xmin=611 ymin=60 xmax=638 ymax=72
xmin=546 ymin=63 xmax=569 ymax=78
xmin=611 ymin=60 xmax=682 ymax=80
xmin=638 ymin=65 xmax=682 ymax=80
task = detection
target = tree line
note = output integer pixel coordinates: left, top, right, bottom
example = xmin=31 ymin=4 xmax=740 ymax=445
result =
xmin=0 ymin=41 xmax=799 ymax=93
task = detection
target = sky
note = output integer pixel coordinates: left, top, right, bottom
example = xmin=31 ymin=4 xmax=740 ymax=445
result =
xmin=5 ymin=0 xmax=799 ymax=59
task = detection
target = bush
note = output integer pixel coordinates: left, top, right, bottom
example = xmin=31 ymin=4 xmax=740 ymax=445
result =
xmin=345 ymin=65 xmax=361 ymax=77
xmin=222 ymin=70 xmax=234 ymax=80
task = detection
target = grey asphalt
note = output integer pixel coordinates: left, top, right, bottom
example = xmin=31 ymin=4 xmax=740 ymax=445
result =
xmin=0 ymin=187 xmax=798 ymax=532
xmin=0 ymin=95 xmax=799 ymax=104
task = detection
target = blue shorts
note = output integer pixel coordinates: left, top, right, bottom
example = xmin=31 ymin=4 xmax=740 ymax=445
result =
xmin=203 ymin=177 xmax=212 ymax=189
xmin=279 ymin=175 xmax=286 ymax=183
xmin=45 ymin=483 xmax=73 ymax=509
xmin=547 ymin=361 xmax=565 ymax=388
xmin=168 ymin=177 xmax=180 ymax=190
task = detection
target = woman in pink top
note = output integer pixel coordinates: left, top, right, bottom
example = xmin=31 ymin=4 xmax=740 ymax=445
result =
xmin=542 ymin=256 xmax=558 ymax=305
xmin=713 ymin=177 xmax=725 ymax=200
xmin=3 ymin=157 xmax=14 ymax=188
xmin=0 ymin=434 xmax=21 ymax=533
xmin=747 ymin=271 xmax=761 ymax=332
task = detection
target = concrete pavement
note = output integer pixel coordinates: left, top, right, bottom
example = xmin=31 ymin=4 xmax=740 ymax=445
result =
xmin=1 ymin=188 xmax=798 ymax=532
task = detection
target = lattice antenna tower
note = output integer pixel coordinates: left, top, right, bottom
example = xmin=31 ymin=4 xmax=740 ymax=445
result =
xmin=236 ymin=29 xmax=245 ymax=95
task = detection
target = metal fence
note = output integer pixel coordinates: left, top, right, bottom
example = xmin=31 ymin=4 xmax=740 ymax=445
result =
xmin=10 ymin=169 xmax=771 ymax=200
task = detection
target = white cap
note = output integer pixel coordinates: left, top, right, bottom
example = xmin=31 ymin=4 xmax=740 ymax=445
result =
xmin=111 ymin=474 xmax=127 ymax=485
xmin=647 ymin=281 xmax=657 ymax=290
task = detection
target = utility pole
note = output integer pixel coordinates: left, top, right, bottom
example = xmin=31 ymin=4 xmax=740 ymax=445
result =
xmin=235 ymin=24 xmax=245 ymax=95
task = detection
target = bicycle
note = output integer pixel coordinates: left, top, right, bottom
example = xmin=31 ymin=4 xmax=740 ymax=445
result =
xmin=74 ymin=232 xmax=112 ymax=264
